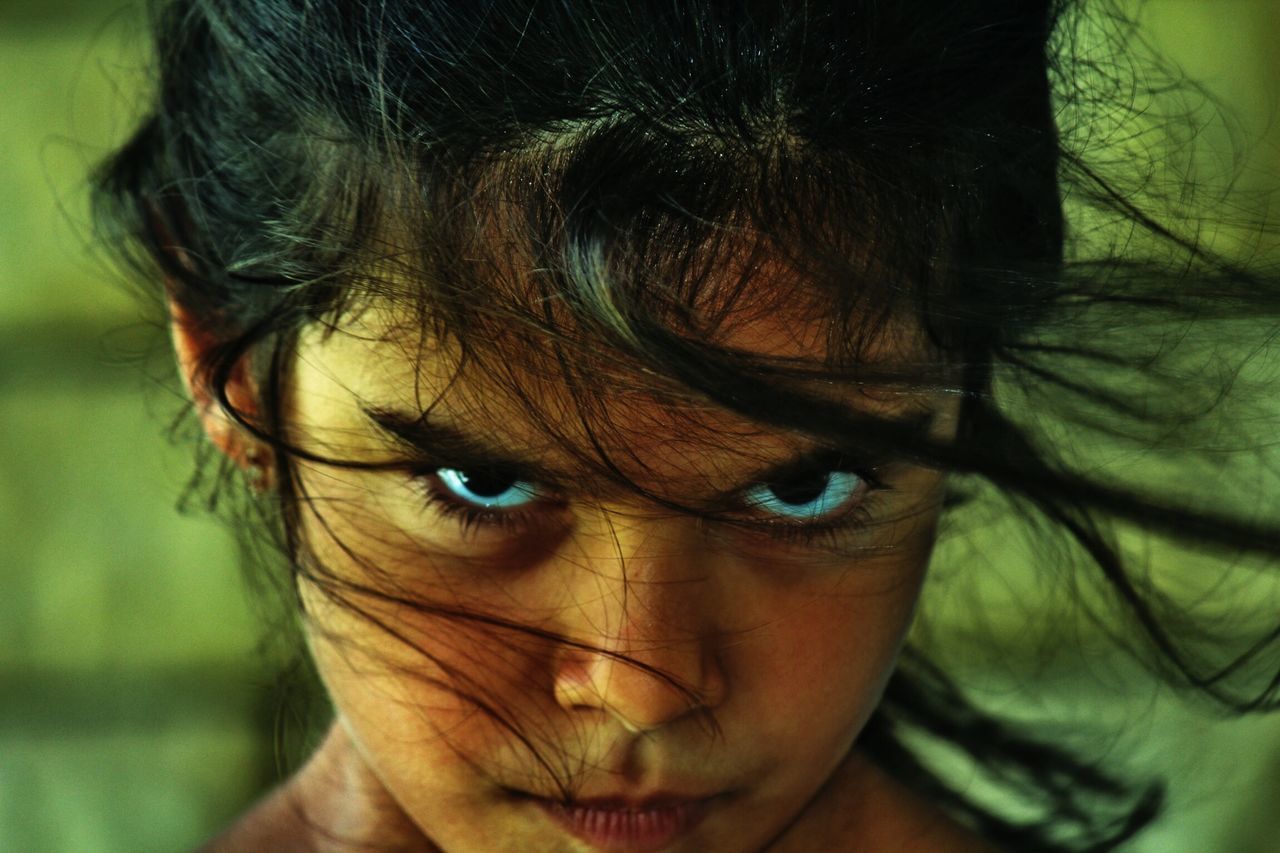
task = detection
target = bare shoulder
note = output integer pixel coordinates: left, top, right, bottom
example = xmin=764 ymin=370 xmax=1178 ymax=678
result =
xmin=196 ymin=777 xmax=317 ymax=853
xmin=194 ymin=723 xmax=434 ymax=852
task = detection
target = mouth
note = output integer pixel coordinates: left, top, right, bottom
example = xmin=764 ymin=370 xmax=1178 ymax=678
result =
xmin=513 ymin=790 xmax=717 ymax=850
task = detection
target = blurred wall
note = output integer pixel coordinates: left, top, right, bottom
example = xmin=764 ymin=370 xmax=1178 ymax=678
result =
xmin=0 ymin=2 xmax=1277 ymax=852
xmin=0 ymin=5 xmax=272 ymax=852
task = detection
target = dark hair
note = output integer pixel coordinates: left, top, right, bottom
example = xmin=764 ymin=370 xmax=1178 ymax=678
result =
xmin=95 ymin=0 xmax=1280 ymax=849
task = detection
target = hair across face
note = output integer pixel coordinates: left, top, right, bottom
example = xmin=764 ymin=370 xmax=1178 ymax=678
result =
xmin=96 ymin=0 xmax=1280 ymax=848
xmin=281 ymin=290 xmax=959 ymax=848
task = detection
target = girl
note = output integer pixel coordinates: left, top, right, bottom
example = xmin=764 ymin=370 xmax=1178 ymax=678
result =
xmin=95 ymin=0 xmax=1280 ymax=849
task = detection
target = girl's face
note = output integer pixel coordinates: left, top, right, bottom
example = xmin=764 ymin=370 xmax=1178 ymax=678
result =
xmin=282 ymin=302 xmax=958 ymax=852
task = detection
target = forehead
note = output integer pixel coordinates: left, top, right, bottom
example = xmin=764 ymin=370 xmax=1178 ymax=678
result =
xmin=286 ymin=294 xmax=944 ymax=496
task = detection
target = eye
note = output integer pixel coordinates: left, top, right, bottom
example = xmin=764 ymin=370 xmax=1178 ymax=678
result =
xmin=435 ymin=467 xmax=542 ymax=509
xmin=743 ymin=470 xmax=866 ymax=523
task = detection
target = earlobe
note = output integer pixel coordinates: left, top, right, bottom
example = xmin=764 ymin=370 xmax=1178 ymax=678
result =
xmin=169 ymin=296 xmax=271 ymax=479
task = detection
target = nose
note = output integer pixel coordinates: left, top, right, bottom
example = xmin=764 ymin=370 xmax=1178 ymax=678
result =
xmin=552 ymin=512 xmax=728 ymax=733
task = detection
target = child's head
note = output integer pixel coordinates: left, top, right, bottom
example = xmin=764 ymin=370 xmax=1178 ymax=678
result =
xmin=99 ymin=0 xmax=1278 ymax=848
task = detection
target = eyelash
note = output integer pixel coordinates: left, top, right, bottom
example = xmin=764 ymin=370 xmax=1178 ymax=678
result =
xmin=416 ymin=475 xmax=551 ymax=537
xmin=413 ymin=467 xmax=892 ymax=546
xmin=744 ymin=484 xmax=889 ymax=547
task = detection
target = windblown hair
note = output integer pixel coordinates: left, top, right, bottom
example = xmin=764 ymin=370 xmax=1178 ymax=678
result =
xmin=95 ymin=0 xmax=1280 ymax=849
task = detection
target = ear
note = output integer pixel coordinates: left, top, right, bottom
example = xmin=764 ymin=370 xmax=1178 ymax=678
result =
xmin=169 ymin=297 xmax=266 ymax=472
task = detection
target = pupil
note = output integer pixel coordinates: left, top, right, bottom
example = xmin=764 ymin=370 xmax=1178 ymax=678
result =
xmin=768 ymin=471 xmax=831 ymax=506
xmin=458 ymin=470 xmax=515 ymax=498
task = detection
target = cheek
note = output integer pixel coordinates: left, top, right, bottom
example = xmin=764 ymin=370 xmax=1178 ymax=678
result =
xmin=301 ymin=569 xmax=553 ymax=748
xmin=293 ymin=499 xmax=559 ymax=804
xmin=301 ymin=579 xmax=569 ymax=844
xmin=738 ymin=573 xmax=925 ymax=745
xmin=303 ymin=608 xmax=571 ymax=851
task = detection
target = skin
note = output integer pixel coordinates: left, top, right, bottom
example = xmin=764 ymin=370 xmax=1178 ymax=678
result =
xmin=182 ymin=298 xmax=994 ymax=852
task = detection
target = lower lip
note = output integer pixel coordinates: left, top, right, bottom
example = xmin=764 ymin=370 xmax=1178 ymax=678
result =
xmin=536 ymin=797 xmax=710 ymax=850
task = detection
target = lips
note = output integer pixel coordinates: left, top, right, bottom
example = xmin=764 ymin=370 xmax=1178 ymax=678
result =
xmin=532 ymin=794 xmax=713 ymax=850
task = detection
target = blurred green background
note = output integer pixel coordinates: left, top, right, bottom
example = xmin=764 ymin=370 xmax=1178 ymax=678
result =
xmin=1 ymin=2 xmax=1278 ymax=851
xmin=2 ymin=4 xmax=276 ymax=851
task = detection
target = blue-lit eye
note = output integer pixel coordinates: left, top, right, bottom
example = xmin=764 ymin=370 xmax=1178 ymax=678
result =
xmin=743 ymin=470 xmax=865 ymax=522
xmin=435 ymin=468 xmax=541 ymax=509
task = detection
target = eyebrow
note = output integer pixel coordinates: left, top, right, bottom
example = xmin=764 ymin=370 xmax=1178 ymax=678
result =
xmin=364 ymin=406 xmax=575 ymax=488
xmin=739 ymin=409 xmax=938 ymax=485
xmin=362 ymin=406 xmax=938 ymax=495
